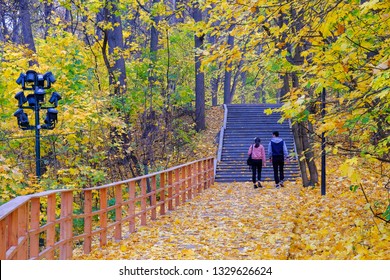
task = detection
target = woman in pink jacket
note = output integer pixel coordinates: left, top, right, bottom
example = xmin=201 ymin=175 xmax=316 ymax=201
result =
xmin=248 ymin=137 xmax=267 ymax=188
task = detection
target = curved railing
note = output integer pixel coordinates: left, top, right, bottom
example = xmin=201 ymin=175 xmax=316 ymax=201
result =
xmin=0 ymin=157 xmax=215 ymax=260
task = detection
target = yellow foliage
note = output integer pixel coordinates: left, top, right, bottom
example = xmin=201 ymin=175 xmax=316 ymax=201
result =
xmin=73 ymin=157 xmax=390 ymax=260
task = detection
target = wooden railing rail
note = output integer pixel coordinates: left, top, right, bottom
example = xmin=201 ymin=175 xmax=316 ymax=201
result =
xmin=0 ymin=157 xmax=215 ymax=260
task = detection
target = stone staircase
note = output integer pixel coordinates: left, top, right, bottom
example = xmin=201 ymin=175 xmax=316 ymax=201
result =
xmin=215 ymin=104 xmax=301 ymax=183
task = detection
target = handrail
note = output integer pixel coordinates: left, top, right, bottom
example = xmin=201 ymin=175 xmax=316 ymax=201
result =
xmin=216 ymin=104 xmax=228 ymax=163
xmin=83 ymin=157 xmax=213 ymax=191
xmin=0 ymin=157 xmax=215 ymax=260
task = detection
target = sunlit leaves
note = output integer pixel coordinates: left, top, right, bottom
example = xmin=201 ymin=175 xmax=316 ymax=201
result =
xmin=200 ymin=0 xmax=389 ymax=169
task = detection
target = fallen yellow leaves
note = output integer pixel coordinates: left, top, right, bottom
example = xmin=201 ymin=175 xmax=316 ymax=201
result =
xmin=73 ymin=162 xmax=389 ymax=260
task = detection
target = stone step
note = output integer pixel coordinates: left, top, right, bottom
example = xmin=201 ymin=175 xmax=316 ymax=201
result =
xmin=216 ymin=103 xmax=300 ymax=183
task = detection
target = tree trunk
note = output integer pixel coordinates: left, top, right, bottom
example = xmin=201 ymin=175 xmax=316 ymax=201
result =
xmin=255 ymin=83 xmax=266 ymax=103
xmin=211 ymin=74 xmax=219 ymax=106
xmin=126 ymin=9 xmax=140 ymax=50
xmin=19 ymin=0 xmax=38 ymax=66
xmin=281 ymin=66 xmax=310 ymax=186
xmin=254 ymin=87 xmax=260 ymax=103
xmin=223 ymin=66 xmax=232 ymax=104
xmin=0 ymin=3 xmax=8 ymax=41
xmin=287 ymin=6 xmax=318 ymax=186
xmin=141 ymin=0 xmax=162 ymax=176
xmin=240 ymin=71 xmax=246 ymax=104
xmin=293 ymin=123 xmax=310 ymax=186
xmin=11 ymin=16 xmax=20 ymax=43
xmin=261 ymin=84 xmax=266 ymax=103
xmin=105 ymin=1 xmax=127 ymax=95
xmin=43 ymin=0 xmax=53 ymax=39
xmin=193 ymin=3 xmax=206 ymax=131
xmin=64 ymin=9 xmax=72 ymax=33
xmin=207 ymin=7 xmax=220 ymax=107
xmin=291 ymin=72 xmax=317 ymax=186
xmin=149 ymin=0 xmax=160 ymax=62
xmin=101 ymin=0 xmax=140 ymax=177
xmin=306 ymin=122 xmax=319 ymax=184
xmin=148 ymin=0 xmax=161 ymax=109
xmin=150 ymin=3 xmax=159 ymax=64
xmin=278 ymin=74 xmax=289 ymax=103
xmin=230 ymin=56 xmax=244 ymax=103
xmin=223 ymin=27 xmax=234 ymax=104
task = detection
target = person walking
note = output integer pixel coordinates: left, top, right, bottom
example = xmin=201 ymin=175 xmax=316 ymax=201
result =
xmin=268 ymin=131 xmax=288 ymax=188
xmin=248 ymin=137 xmax=266 ymax=189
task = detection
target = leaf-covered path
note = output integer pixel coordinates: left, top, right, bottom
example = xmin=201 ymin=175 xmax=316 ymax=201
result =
xmin=73 ymin=178 xmax=389 ymax=260
xmin=73 ymin=181 xmax=297 ymax=260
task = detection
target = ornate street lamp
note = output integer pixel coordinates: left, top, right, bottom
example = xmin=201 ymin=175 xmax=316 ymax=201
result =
xmin=14 ymin=70 xmax=61 ymax=179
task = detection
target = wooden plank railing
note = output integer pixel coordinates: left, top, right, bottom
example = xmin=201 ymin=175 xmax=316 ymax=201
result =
xmin=0 ymin=157 xmax=215 ymax=260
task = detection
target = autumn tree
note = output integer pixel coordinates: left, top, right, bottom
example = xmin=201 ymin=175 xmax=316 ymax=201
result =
xmin=223 ymin=23 xmax=234 ymax=104
xmin=19 ymin=0 xmax=38 ymax=66
xmin=193 ymin=1 xmax=206 ymax=131
xmin=102 ymin=0 xmax=127 ymax=95
xmin=202 ymin=0 xmax=388 ymax=189
xmin=42 ymin=0 xmax=54 ymax=39
xmin=277 ymin=2 xmax=319 ymax=186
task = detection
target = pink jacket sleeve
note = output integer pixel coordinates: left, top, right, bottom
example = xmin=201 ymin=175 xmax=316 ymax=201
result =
xmin=248 ymin=145 xmax=253 ymax=155
xmin=261 ymin=145 xmax=266 ymax=166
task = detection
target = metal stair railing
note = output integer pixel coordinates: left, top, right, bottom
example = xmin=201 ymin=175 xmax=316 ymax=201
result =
xmin=216 ymin=104 xmax=228 ymax=164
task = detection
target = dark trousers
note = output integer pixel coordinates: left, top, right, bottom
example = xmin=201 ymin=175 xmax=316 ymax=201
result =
xmin=272 ymin=156 xmax=284 ymax=184
xmin=251 ymin=160 xmax=263 ymax=183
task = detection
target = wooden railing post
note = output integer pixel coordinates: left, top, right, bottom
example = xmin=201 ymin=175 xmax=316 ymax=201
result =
xmin=193 ymin=162 xmax=198 ymax=196
xmin=16 ymin=203 xmax=27 ymax=259
xmin=203 ymin=159 xmax=207 ymax=189
xmin=100 ymin=188 xmax=108 ymax=247
xmin=168 ymin=171 xmax=174 ymax=211
xmin=209 ymin=158 xmax=213 ymax=187
xmin=140 ymin=178 xmax=147 ymax=226
xmin=46 ymin=194 xmax=56 ymax=259
xmin=0 ymin=218 xmax=6 ymax=259
xmin=200 ymin=160 xmax=203 ymax=190
xmin=175 ymin=169 xmax=180 ymax=207
xmin=204 ymin=159 xmax=209 ymax=189
xmin=181 ymin=166 xmax=186 ymax=203
xmin=83 ymin=190 xmax=92 ymax=254
xmin=197 ymin=161 xmax=202 ymax=193
xmin=30 ymin=197 xmax=40 ymax=259
xmin=212 ymin=158 xmax=215 ymax=184
xmin=128 ymin=181 xmax=136 ymax=233
xmin=115 ymin=184 xmax=123 ymax=241
xmin=8 ymin=210 xmax=17 ymax=260
xmin=59 ymin=191 xmax=73 ymax=260
xmin=159 ymin=173 xmax=166 ymax=216
xmin=151 ymin=176 xmax=157 ymax=220
xmin=187 ymin=165 xmax=192 ymax=200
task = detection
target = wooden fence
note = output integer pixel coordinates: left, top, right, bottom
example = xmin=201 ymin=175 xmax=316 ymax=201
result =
xmin=0 ymin=157 xmax=215 ymax=260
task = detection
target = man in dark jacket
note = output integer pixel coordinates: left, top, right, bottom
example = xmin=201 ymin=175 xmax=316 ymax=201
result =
xmin=268 ymin=131 xmax=288 ymax=188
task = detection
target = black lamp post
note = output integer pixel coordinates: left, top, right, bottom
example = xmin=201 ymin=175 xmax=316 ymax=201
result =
xmin=14 ymin=70 xmax=61 ymax=179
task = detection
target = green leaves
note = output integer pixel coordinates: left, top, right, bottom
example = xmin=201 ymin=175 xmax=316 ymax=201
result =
xmin=383 ymin=205 xmax=390 ymax=222
xmin=350 ymin=185 xmax=359 ymax=192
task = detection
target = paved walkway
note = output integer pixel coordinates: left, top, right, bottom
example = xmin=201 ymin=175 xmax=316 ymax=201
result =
xmin=73 ymin=181 xmax=301 ymax=260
